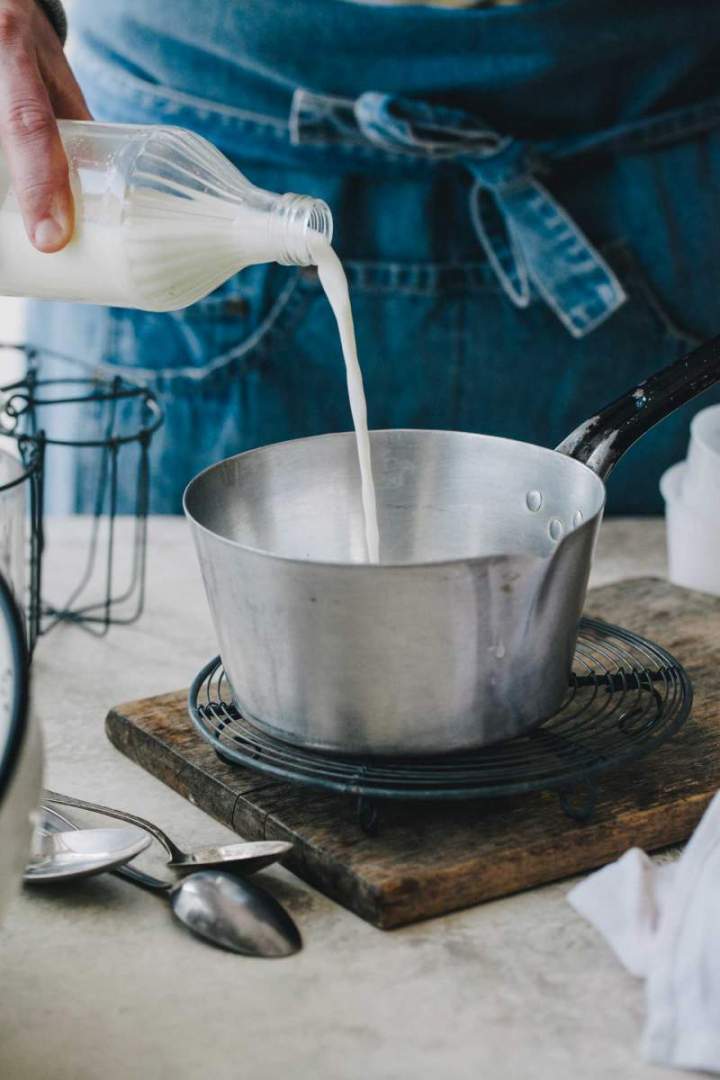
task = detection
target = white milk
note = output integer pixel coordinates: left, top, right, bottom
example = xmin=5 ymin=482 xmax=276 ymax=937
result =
xmin=313 ymin=239 xmax=380 ymax=564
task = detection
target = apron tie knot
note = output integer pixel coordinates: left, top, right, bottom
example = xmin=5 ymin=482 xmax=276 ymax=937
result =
xmin=353 ymin=91 xmax=626 ymax=338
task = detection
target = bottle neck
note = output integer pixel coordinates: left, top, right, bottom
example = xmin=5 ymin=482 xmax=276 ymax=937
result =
xmin=270 ymin=193 xmax=333 ymax=267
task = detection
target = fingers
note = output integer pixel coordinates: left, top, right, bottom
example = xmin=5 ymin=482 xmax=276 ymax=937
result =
xmin=36 ymin=19 xmax=92 ymax=121
xmin=0 ymin=9 xmax=73 ymax=251
xmin=45 ymin=60 xmax=93 ymax=122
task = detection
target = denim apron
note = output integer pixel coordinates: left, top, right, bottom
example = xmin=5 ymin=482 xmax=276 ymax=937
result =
xmin=28 ymin=0 xmax=720 ymax=513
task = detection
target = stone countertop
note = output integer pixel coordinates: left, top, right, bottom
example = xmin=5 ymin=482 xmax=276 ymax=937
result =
xmin=0 ymin=516 xmax=681 ymax=1080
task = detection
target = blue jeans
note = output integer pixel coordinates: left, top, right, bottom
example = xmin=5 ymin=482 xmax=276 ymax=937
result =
xmin=28 ymin=0 xmax=720 ymax=513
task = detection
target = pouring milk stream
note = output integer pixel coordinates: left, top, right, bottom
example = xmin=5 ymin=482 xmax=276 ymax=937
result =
xmin=0 ymin=121 xmax=380 ymax=562
xmin=312 ymin=240 xmax=380 ymax=563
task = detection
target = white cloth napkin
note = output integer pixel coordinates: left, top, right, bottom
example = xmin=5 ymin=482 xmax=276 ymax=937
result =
xmin=568 ymin=792 xmax=720 ymax=1074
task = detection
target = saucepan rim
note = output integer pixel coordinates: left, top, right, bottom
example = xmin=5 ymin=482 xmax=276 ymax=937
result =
xmin=183 ymin=428 xmax=607 ymax=572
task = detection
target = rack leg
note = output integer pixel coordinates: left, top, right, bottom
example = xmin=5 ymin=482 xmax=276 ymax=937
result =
xmin=214 ymin=747 xmax=237 ymax=768
xmin=355 ymin=796 xmax=380 ymax=836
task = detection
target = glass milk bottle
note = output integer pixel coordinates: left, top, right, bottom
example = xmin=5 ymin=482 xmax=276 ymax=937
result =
xmin=0 ymin=121 xmax=332 ymax=310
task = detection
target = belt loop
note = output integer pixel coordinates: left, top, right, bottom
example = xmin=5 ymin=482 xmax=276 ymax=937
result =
xmin=290 ymin=87 xmax=365 ymax=149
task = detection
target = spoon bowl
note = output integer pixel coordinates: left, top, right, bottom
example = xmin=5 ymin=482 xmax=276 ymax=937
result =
xmin=44 ymin=789 xmax=293 ymax=874
xmin=168 ymin=869 xmax=302 ymax=956
xmin=24 ymin=826 xmax=151 ymax=883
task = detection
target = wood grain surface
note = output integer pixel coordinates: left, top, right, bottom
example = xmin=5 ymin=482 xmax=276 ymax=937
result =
xmin=105 ymin=578 xmax=720 ymax=929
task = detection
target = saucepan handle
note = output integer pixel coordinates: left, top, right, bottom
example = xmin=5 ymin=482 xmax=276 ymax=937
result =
xmin=556 ymin=335 xmax=720 ymax=480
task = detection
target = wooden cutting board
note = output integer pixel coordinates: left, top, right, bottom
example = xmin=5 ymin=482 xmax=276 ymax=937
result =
xmin=106 ymin=578 xmax=720 ymax=929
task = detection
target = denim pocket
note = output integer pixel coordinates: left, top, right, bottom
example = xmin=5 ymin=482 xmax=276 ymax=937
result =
xmin=100 ymin=263 xmax=313 ymax=386
xmin=25 ymin=262 xmax=316 ymax=511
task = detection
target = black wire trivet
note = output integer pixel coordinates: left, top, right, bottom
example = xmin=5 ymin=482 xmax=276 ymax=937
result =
xmin=188 ymin=617 xmax=692 ymax=829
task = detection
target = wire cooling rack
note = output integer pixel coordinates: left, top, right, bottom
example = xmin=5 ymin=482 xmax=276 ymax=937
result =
xmin=188 ymin=617 xmax=691 ymax=824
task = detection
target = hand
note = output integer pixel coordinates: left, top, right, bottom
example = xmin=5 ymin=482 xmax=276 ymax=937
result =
xmin=0 ymin=0 xmax=91 ymax=252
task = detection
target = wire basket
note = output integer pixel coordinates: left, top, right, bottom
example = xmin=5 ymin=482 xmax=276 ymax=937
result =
xmin=0 ymin=345 xmax=163 ymax=649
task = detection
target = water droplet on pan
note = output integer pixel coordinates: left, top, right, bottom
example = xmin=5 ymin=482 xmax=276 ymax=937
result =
xmin=526 ymin=490 xmax=543 ymax=512
xmin=549 ymin=519 xmax=564 ymax=541
xmin=572 ymin=510 xmax=584 ymax=529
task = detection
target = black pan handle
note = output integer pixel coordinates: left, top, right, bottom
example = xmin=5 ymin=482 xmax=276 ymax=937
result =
xmin=556 ymin=334 xmax=720 ymax=479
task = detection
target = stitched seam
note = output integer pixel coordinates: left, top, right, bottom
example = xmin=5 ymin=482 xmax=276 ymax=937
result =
xmin=549 ymin=100 xmax=720 ymax=164
xmin=74 ymin=45 xmax=288 ymax=131
xmin=302 ymin=260 xmax=501 ymax=296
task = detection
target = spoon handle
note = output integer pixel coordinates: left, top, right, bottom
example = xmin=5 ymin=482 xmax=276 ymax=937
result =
xmin=43 ymin=789 xmax=184 ymax=863
xmin=110 ymin=861 xmax=173 ymax=894
xmin=41 ymin=804 xmax=172 ymax=894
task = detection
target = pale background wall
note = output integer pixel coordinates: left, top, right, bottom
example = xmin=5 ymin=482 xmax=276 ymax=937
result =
xmin=0 ymin=299 xmax=25 ymax=383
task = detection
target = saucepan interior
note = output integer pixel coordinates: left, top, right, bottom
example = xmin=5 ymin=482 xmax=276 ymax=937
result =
xmin=184 ymin=428 xmax=606 ymax=566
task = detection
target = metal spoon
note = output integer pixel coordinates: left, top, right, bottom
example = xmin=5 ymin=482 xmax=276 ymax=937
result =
xmin=44 ymin=789 xmax=292 ymax=873
xmin=24 ymin=825 xmax=151 ymax=884
xmin=42 ymin=806 xmax=301 ymax=957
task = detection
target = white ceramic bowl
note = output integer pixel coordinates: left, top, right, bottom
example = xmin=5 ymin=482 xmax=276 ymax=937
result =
xmin=684 ymin=403 xmax=720 ymax=512
xmin=661 ymin=461 xmax=720 ymax=597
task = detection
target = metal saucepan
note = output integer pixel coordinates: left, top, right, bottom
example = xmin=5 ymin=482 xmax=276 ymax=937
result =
xmin=184 ymin=336 xmax=720 ymax=755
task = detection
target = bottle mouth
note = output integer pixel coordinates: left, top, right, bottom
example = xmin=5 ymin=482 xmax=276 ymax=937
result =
xmin=275 ymin=193 xmax=333 ymax=266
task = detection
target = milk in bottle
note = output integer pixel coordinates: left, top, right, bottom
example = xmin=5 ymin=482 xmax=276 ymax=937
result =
xmin=0 ymin=121 xmax=380 ymax=561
